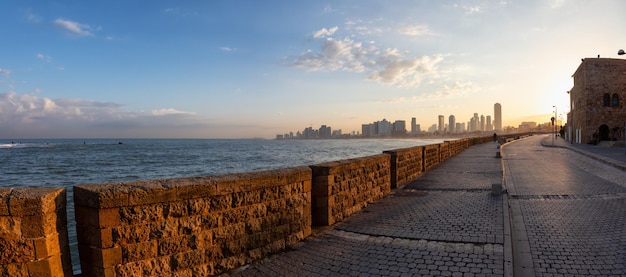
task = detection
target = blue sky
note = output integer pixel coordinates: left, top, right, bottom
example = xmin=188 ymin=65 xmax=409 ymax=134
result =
xmin=1 ymin=0 xmax=624 ymax=138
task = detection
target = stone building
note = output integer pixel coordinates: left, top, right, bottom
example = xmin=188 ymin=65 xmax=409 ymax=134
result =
xmin=567 ymin=58 xmax=626 ymax=144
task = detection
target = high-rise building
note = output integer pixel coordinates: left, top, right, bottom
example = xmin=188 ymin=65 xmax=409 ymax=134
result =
xmin=473 ymin=113 xmax=479 ymax=132
xmin=319 ymin=125 xmax=331 ymax=138
xmin=411 ymin=118 xmax=417 ymax=135
xmin=480 ymin=115 xmax=485 ymax=131
xmin=393 ymin=120 xmax=407 ymax=136
xmin=486 ymin=115 xmax=493 ymax=131
xmin=438 ymin=115 xmax=445 ymax=133
xmin=377 ymin=119 xmax=392 ymax=136
xmin=494 ymin=103 xmax=502 ymax=132
xmin=448 ymin=115 xmax=456 ymax=134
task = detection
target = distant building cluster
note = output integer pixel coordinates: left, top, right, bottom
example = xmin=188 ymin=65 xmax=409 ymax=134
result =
xmin=277 ymin=103 xmax=506 ymax=140
xmin=430 ymin=103 xmax=502 ymax=136
xmin=276 ymin=125 xmax=348 ymax=140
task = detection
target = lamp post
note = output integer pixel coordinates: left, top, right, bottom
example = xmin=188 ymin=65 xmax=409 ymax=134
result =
xmin=621 ymin=50 xmax=625 ymax=154
xmin=552 ymin=106 xmax=557 ymax=145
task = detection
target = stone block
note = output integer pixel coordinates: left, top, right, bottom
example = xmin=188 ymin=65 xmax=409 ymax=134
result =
xmin=0 ymin=235 xmax=34 ymax=263
xmin=75 ymin=206 xmax=120 ymax=228
xmin=114 ymin=256 xmax=171 ymax=277
xmin=158 ymin=235 xmax=191 ymax=256
xmin=122 ymin=240 xmax=157 ymax=263
xmin=187 ymin=198 xmax=210 ymax=216
xmin=171 ymin=249 xmax=208 ymax=271
xmin=20 ymin=212 xmax=57 ymax=238
xmin=191 ymin=230 xmax=214 ymax=250
xmin=119 ymin=204 xmax=165 ymax=225
xmin=33 ymin=234 xmax=61 ymax=260
xmin=111 ymin=223 xmax=151 ymax=245
xmin=26 ymin=254 xmax=64 ymax=277
xmin=8 ymin=188 xmax=65 ymax=217
xmin=76 ymin=224 xmax=113 ymax=248
xmin=0 ymin=188 xmax=11 ymax=216
xmin=128 ymin=181 xmax=177 ymax=206
xmin=150 ymin=219 xmax=180 ymax=240
xmin=0 ymin=215 xmax=22 ymax=236
xmin=162 ymin=177 xmax=218 ymax=200
xmin=74 ymin=183 xmax=131 ymax=209
xmin=0 ymin=263 xmax=29 ymax=277
xmin=78 ymin=244 xmax=122 ymax=270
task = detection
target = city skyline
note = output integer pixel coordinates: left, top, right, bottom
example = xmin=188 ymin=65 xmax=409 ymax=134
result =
xmin=279 ymin=102 xmax=545 ymax=138
xmin=1 ymin=1 xmax=624 ymax=139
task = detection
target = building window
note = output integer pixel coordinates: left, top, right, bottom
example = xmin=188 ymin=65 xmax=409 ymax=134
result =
xmin=603 ymin=94 xmax=610 ymax=107
xmin=612 ymin=94 xmax=619 ymax=107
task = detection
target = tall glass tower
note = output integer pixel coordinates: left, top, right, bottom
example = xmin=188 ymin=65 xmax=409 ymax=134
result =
xmin=494 ymin=103 xmax=502 ymax=132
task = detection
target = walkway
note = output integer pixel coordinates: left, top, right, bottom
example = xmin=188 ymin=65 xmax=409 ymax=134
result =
xmin=505 ymin=135 xmax=626 ymax=276
xmin=225 ymin=135 xmax=626 ymax=276
xmin=228 ymin=141 xmax=508 ymax=277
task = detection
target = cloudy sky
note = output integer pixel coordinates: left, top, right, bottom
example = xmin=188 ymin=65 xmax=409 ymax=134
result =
xmin=1 ymin=0 xmax=624 ymax=139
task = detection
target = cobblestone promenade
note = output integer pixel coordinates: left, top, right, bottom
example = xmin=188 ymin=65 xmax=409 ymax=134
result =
xmin=505 ymin=135 xmax=626 ymax=277
xmin=226 ymin=135 xmax=625 ymax=277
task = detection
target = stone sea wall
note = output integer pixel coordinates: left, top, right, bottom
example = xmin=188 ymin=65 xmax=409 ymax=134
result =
xmin=311 ymin=154 xmax=391 ymax=226
xmin=0 ymin=188 xmax=73 ymax=276
xmin=73 ymin=167 xmax=312 ymax=276
xmin=1 ymin=134 xmax=529 ymax=276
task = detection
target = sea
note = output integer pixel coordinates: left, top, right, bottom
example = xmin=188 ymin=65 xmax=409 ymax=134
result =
xmin=0 ymin=138 xmax=445 ymax=273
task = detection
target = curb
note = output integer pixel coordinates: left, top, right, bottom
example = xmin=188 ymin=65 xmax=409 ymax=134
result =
xmin=540 ymin=137 xmax=626 ymax=171
xmin=500 ymin=136 xmax=536 ymax=277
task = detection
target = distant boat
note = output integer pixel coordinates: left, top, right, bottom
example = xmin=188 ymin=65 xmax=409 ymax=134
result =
xmin=118 ymin=141 xmax=123 ymax=145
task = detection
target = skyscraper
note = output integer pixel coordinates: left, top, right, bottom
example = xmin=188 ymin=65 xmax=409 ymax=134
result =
xmin=438 ymin=115 xmax=445 ymax=133
xmin=486 ymin=115 xmax=493 ymax=131
xmin=480 ymin=115 xmax=485 ymax=131
xmin=448 ymin=115 xmax=456 ymax=134
xmin=494 ymin=103 xmax=502 ymax=132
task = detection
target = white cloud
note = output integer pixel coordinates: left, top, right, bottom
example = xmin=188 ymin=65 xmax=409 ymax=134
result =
xmin=151 ymin=108 xmax=195 ymax=116
xmin=54 ymin=18 xmax=94 ymax=37
xmin=313 ymin=26 xmax=338 ymax=38
xmin=221 ymin=46 xmax=236 ymax=52
xmin=288 ymin=29 xmax=446 ymax=88
xmin=0 ymin=90 xmax=195 ymax=129
xmin=37 ymin=53 xmax=52 ymax=62
xmin=0 ymin=68 xmax=11 ymax=75
xmin=453 ymin=1 xmax=509 ymax=15
xmin=398 ymin=24 xmax=433 ymax=37
xmin=0 ymin=91 xmax=212 ymax=138
xmin=368 ymin=54 xmax=445 ymax=87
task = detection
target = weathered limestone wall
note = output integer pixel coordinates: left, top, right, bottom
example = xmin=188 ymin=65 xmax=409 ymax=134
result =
xmin=423 ymin=144 xmax=441 ymax=172
xmin=73 ymin=167 xmax=312 ymax=276
xmin=310 ymin=154 xmax=391 ymax=226
xmin=439 ymin=142 xmax=451 ymax=163
xmin=384 ymin=147 xmax=424 ymax=189
xmin=448 ymin=139 xmax=468 ymax=156
xmin=0 ymin=188 xmax=73 ymax=277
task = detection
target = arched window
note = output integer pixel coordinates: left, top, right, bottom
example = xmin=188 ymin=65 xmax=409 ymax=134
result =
xmin=612 ymin=94 xmax=619 ymax=107
xmin=603 ymin=94 xmax=610 ymax=107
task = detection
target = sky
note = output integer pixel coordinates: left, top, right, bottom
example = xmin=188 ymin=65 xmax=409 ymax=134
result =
xmin=1 ymin=0 xmax=624 ymax=139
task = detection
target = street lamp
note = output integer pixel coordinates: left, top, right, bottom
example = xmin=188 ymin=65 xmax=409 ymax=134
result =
xmin=552 ymin=106 xmax=557 ymax=145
